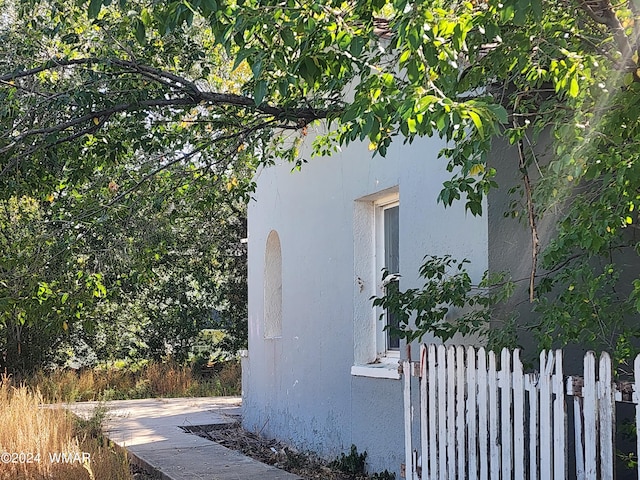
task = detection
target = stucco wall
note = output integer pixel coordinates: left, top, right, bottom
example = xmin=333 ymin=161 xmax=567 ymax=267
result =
xmin=243 ymin=128 xmax=488 ymax=475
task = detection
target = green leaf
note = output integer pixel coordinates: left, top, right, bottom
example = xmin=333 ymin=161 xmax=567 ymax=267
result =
xmin=88 ymin=0 xmax=103 ymax=18
xmin=140 ymin=8 xmax=152 ymax=26
xmin=407 ymin=117 xmax=417 ymax=133
xmin=488 ymin=104 xmax=508 ymax=124
xmin=134 ymin=19 xmax=146 ymax=45
xmin=233 ymin=49 xmax=254 ymax=71
xmin=500 ymin=4 xmax=515 ymax=22
xmin=199 ymin=0 xmax=217 ymax=17
xmin=349 ymin=37 xmax=365 ymax=57
xmin=251 ymin=57 xmax=263 ymax=78
xmin=468 ymin=110 xmax=484 ymax=137
xmin=569 ymin=76 xmax=579 ymax=98
xmin=530 ymin=0 xmax=542 ymax=19
xmin=281 ymin=28 xmax=295 ymax=47
xmin=254 ymin=80 xmax=267 ymax=105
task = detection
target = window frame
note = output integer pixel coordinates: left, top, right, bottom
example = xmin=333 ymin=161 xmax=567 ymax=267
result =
xmin=374 ymin=196 xmax=401 ymax=361
xmin=351 ymin=188 xmax=401 ymax=380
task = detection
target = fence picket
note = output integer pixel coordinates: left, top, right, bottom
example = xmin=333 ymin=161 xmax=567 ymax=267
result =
xmin=512 ymin=349 xmax=525 ymax=480
xmin=552 ymin=350 xmax=566 ymax=479
xmin=447 ymin=346 xmax=456 ymax=480
xmin=437 ymin=345 xmax=447 ymax=480
xmin=467 ymin=346 xmax=478 ymax=480
xmin=528 ymin=372 xmax=538 ymax=480
xmin=478 ymin=348 xmax=489 ymax=480
xmin=499 ymin=348 xmax=512 ymax=480
xmin=456 ymin=346 xmax=466 ymax=480
xmin=583 ymin=351 xmax=597 ymax=480
xmin=420 ymin=345 xmax=429 ymax=480
xmin=488 ymin=351 xmax=500 ymax=480
xmin=539 ymin=351 xmax=553 ymax=480
xmin=428 ymin=344 xmax=438 ymax=480
xmin=598 ymin=352 xmax=614 ymax=480
xmin=403 ymin=359 xmax=414 ymax=480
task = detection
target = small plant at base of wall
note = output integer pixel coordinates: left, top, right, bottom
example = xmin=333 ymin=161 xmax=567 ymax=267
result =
xmin=329 ymin=445 xmax=367 ymax=476
xmin=329 ymin=445 xmax=395 ymax=480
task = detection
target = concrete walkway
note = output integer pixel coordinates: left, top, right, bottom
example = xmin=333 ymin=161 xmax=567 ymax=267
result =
xmin=69 ymin=397 xmax=301 ymax=480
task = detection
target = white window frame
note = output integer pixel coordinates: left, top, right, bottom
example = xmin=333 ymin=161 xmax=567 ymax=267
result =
xmin=374 ymin=197 xmax=400 ymax=360
xmin=351 ymin=188 xmax=401 ymax=380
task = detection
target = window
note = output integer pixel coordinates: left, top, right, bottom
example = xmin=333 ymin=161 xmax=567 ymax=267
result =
xmin=375 ymin=198 xmax=400 ymax=356
xmin=351 ymin=188 xmax=401 ymax=380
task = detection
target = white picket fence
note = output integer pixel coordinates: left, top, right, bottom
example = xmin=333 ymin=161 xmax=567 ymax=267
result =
xmin=402 ymin=344 xmax=640 ymax=480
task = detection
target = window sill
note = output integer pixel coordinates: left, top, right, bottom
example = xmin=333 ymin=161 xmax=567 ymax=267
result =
xmin=351 ymin=361 xmax=401 ymax=380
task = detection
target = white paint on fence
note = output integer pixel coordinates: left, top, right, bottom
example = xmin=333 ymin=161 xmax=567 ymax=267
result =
xmin=598 ymin=353 xmax=613 ymax=480
xmin=437 ymin=345 xmax=447 ymax=479
xmin=488 ymin=351 xmax=499 ymax=480
xmin=428 ymin=344 xmax=437 ymax=480
xmin=500 ymin=348 xmax=512 ymax=480
xmin=404 ymin=346 xmax=633 ymax=479
xmin=403 ymin=356 xmax=415 ymax=480
xmin=553 ymin=350 xmax=566 ymax=479
xmin=419 ymin=346 xmax=429 ymax=480
xmin=447 ymin=347 xmax=456 ymax=480
xmin=584 ymin=352 xmax=597 ymax=480
xmin=539 ymin=350 xmax=553 ymax=480
xmin=467 ymin=346 xmax=478 ymax=480
xmin=477 ymin=348 xmax=488 ymax=480
xmin=527 ymin=372 xmax=538 ymax=480
xmin=512 ymin=349 xmax=525 ymax=480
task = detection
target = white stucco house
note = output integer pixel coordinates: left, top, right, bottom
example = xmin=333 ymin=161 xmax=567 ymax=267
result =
xmin=240 ymin=123 xmax=505 ymax=476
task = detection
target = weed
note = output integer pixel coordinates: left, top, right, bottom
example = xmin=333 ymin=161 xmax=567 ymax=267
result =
xmin=328 ymin=445 xmax=396 ymax=479
xmin=370 ymin=470 xmax=396 ymax=480
xmin=27 ymin=360 xmax=241 ymax=402
xmin=0 ymin=379 xmax=130 ymax=479
xmin=330 ymin=444 xmax=367 ymax=475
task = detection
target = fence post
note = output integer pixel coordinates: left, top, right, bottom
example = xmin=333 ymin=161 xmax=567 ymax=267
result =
xmin=553 ymin=350 xmax=566 ymax=479
xmin=598 ymin=352 xmax=614 ymax=480
xmin=456 ymin=346 xmax=466 ymax=480
xmin=488 ymin=351 xmax=500 ymax=480
xmin=583 ymin=351 xmax=597 ymax=480
xmin=467 ymin=346 xmax=478 ymax=480
xmin=437 ymin=345 xmax=447 ymax=479
xmin=447 ymin=346 xmax=456 ymax=480
xmin=512 ymin=349 xmax=525 ymax=479
xmin=539 ymin=350 xmax=554 ymax=480
xmin=420 ymin=345 xmax=429 ymax=480
xmin=403 ymin=358 xmax=415 ymax=480
xmin=500 ymin=348 xmax=512 ymax=480
xmin=428 ymin=345 xmax=437 ymax=480
xmin=477 ymin=348 xmax=489 ymax=480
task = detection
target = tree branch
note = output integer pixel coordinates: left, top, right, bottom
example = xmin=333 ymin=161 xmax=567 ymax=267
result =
xmin=576 ymin=0 xmax=635 ymax=67
xmin=103 ymin=118 xmax=280 ymax=208
xmin=513 ymin=110 xmax=540 ymax=303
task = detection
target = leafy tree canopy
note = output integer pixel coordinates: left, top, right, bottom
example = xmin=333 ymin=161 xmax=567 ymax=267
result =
xmin=4 ymin=0 xmax=640 ymax=364
xmin=0 ymin=0 xmax=253 ymax=372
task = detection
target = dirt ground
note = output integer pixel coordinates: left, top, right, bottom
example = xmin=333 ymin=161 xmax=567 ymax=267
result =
xmin=187 ymin=422 xmax=376 ymax=480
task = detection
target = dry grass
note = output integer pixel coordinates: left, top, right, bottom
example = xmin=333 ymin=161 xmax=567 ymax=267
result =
xmin=30 ymin=360 xmax=241 ymax=403
xmin=0 ymin=378 xmax=130 ymax=480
